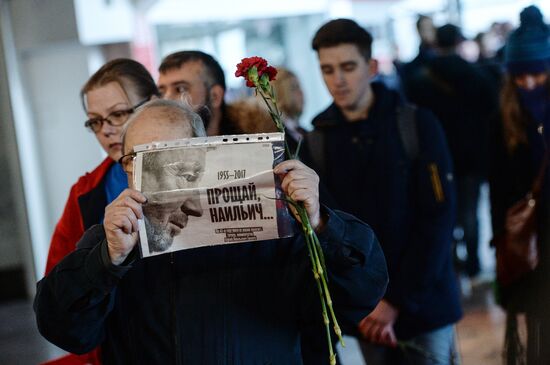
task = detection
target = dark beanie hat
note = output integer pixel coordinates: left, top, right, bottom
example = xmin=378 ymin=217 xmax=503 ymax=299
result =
xmin=505 ymin=5 xmax=550 ymax=75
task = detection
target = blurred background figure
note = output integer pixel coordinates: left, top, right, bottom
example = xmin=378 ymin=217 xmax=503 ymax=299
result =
xmin=271 ymin=67 xmax=307 ymax=153
xmin=405 ymin=22 xmax=499 ymax=286
xmin=489 ymin=5 xmax=550 ymax=365
xmin=396 ymin=14 xmax=437 ymax=100
xmin=224 ymin=96 xmax=276 ymax=134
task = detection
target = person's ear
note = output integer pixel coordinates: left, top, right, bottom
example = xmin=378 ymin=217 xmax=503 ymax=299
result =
xmin=209 ymin=85 xmax=225 ymax=109
xmin=368 ymin=59 xmax=379 ymax=79
xmin=150 ymin=94 xmax=160 ymax=101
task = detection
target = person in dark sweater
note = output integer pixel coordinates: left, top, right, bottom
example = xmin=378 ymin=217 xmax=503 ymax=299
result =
xmin=308 ymin=18 xmax=462 ymax=365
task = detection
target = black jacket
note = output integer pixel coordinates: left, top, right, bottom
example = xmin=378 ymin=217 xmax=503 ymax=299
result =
xmin=308 ymin=82 xmax=462 ymax=339
xmin=34 ymin=208 xmax=388 ymax=364
xmin=405 ymin=54 xmax=499 ymax=179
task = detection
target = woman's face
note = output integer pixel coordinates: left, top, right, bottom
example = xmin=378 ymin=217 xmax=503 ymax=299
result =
xmin=513 ymin=72 xmax=548 ymax=91
xmin=288 ymin=76 xmax=305 ymax=117
xmin=85 ymin=81 xmax=140 ymax=161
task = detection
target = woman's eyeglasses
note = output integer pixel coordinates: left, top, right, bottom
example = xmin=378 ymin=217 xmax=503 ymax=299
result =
xmin=84 ymin=98 xmax=149 ymax=133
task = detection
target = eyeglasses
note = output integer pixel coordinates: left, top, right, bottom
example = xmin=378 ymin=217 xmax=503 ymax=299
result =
xmin=84 ymin=98 xmax=149 ymax=133
xmin=118 ymin=151 xmax=137 ymax=174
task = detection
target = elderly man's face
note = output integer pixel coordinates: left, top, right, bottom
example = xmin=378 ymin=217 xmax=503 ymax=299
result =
xmin=141 ymin=147 xmax=206 ymax=252
xmin=123 ymin=107 xmax=203 ymax=253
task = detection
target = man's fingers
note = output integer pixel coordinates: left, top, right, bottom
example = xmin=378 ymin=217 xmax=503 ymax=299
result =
xmin=360 ymin=317 xmax=380 ymax=343
xmin=358 ymin=318 xmax=373 ymax=339
xmin=365 ymin=321 xmax=381 ymax=343
xmin=373 ymin=325 xmax=386 ymax=344
xmin=286 ymin=179 xmax=315 ymax=194
xmin=274 ymin=159 xmax=309 ymax=174
xmin=108 ymin=209 xmax=139 ymax=234
xmin=107 ymin=215 xmax=134 ymax=235
xmin=289 ymin=189 xmax=316 ymax=205
xmin=379 ymin=327 xmax=393 ymax=346
xmin=121 ymin=196 xmax=144 ymax=220
xmin=116 ymin=189 xmax=147 ymax=205
xmin=387 ymin=328 xmax=397 ymax=347
xmin=280 ymin=170 xmax=308 ymax=191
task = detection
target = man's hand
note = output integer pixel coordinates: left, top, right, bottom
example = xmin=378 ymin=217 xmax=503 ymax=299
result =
xmin=104 ymin=189 xmax=147 ymax=265
xmin=274 ymin=160 xmax=324 ymax=231
xmin=359 ymin=300 xmax=399 ymax=347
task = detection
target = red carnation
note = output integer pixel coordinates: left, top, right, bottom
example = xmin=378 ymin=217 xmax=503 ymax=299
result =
xmin=235 ymin=56 xmax=277 ymax=88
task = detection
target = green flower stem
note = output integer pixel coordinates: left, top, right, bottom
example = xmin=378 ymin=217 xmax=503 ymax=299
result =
xmin=299 ymin=206 xmax=344 ymax=346
xmin=249 ymin=67 xmax=344 ymax=363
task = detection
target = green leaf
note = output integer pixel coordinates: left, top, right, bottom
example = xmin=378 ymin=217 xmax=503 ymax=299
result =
xmin=248 ymin=66 xmax=259 ymax=85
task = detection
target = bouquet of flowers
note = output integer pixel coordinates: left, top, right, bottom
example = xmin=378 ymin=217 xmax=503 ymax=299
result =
xmin=235 ymin=57 xmax=343 ymax=365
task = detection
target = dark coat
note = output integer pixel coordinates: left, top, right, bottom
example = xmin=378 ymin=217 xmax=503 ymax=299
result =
xmin=34 ymin=209 xmax=388 ymax=365
xmin=405 ymin=54 xmax=499 ymax=179
xmin=309 ymin=82 xmax=462 ymax=339
xmin=489 ymin=115 xmax=550 ymax=313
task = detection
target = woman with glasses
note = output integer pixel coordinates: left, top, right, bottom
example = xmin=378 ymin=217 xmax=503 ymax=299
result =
xmin=41 ymin=58 xmax=157 ymax=365
xmin=45 ymin=58 xmax=158 ymax=275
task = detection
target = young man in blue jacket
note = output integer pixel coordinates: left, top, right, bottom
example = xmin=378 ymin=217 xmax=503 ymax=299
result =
xmin=34 ymin=99 xmax=388 ymax=364
xmin=309 ymin=19 xmax=462 ymax=365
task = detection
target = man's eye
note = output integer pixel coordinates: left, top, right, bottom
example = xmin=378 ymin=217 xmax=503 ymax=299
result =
xmin=321 ymin=68 xmax=333 ymax=75
xmin=175 ymin=85 xmax=188 ymax=94
xmin=342 ymin=65 xmax=356 ymax=72
xmin=173 ymin=167 xmax=199 ymax=181
xmin=181 ymin=172 xmax=199 ymax=182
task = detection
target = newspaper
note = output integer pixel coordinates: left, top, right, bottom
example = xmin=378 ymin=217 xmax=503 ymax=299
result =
xmin=133 ymin=133 xmax=294 ymax=257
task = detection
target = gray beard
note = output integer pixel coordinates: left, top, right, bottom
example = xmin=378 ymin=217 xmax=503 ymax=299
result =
xmin=144 ymin=217 xmax=173 ymax=253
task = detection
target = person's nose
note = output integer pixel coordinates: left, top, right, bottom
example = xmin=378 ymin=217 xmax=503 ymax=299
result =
xmin=180 ymin=193 xmax=203 ymax=217
xmin=333 ymin=69 xmax=346 ymax=88
xmin=100 ymin=119 xmax=118 ymax=136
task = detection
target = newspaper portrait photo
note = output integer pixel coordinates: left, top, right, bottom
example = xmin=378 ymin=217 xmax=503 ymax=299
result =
xmin=134 ymin=133 xmax=294 ymax=257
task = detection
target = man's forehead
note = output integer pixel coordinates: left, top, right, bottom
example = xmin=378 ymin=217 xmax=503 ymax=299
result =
xmin=125 ymin=112 xmax=193 ymax=151
xmin=318 ymin=44 xmax=363 ymax=63
xmin=159 ymin=61 xmax=205 ymax=83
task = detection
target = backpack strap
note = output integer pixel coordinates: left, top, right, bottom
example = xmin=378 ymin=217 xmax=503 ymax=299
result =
xmin=396 ymin=104 xmax=419 ymax=162
xmin=309 ymin=104 xmax=418 ymax=176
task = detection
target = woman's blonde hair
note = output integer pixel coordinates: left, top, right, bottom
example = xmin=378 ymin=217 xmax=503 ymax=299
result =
xmin=272 ymin=67 xmax=303 ymax=120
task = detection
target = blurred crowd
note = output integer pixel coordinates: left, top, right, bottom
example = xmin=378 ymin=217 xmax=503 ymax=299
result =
xmin=35 ymin=4 xmax=550 ymax=365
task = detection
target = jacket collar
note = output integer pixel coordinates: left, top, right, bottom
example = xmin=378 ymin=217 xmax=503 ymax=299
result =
xmin=312 ymin=82 xmax=400 ymax=128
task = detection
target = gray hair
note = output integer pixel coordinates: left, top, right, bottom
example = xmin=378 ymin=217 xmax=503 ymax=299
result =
xmin=123 ymin=99 xmax=207 ymax=147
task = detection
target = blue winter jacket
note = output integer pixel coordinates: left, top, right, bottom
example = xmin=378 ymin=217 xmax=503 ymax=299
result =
xmin=34 ymin=208 xmax=388 ymax=364
xmin=309 ymin=82 xmax=462 ymax=339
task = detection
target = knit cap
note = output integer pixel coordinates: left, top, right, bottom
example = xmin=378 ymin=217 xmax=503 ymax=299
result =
xmin=505 ymin=5 xmax=550 ymax=75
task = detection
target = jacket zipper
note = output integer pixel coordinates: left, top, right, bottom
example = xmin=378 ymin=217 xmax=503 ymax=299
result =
xmin=170 ymin=252 xmax=182 ymax=365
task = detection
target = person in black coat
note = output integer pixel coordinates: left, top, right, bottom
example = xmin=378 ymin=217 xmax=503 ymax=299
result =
xmin=406 ymin=23 xmax=500 ymax=280
xmin=489 ymin=6 xmax=550 ymax=364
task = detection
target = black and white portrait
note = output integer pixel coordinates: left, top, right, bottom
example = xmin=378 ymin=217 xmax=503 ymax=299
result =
xmin=141 ymin=146 xmax=207 ymax=253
